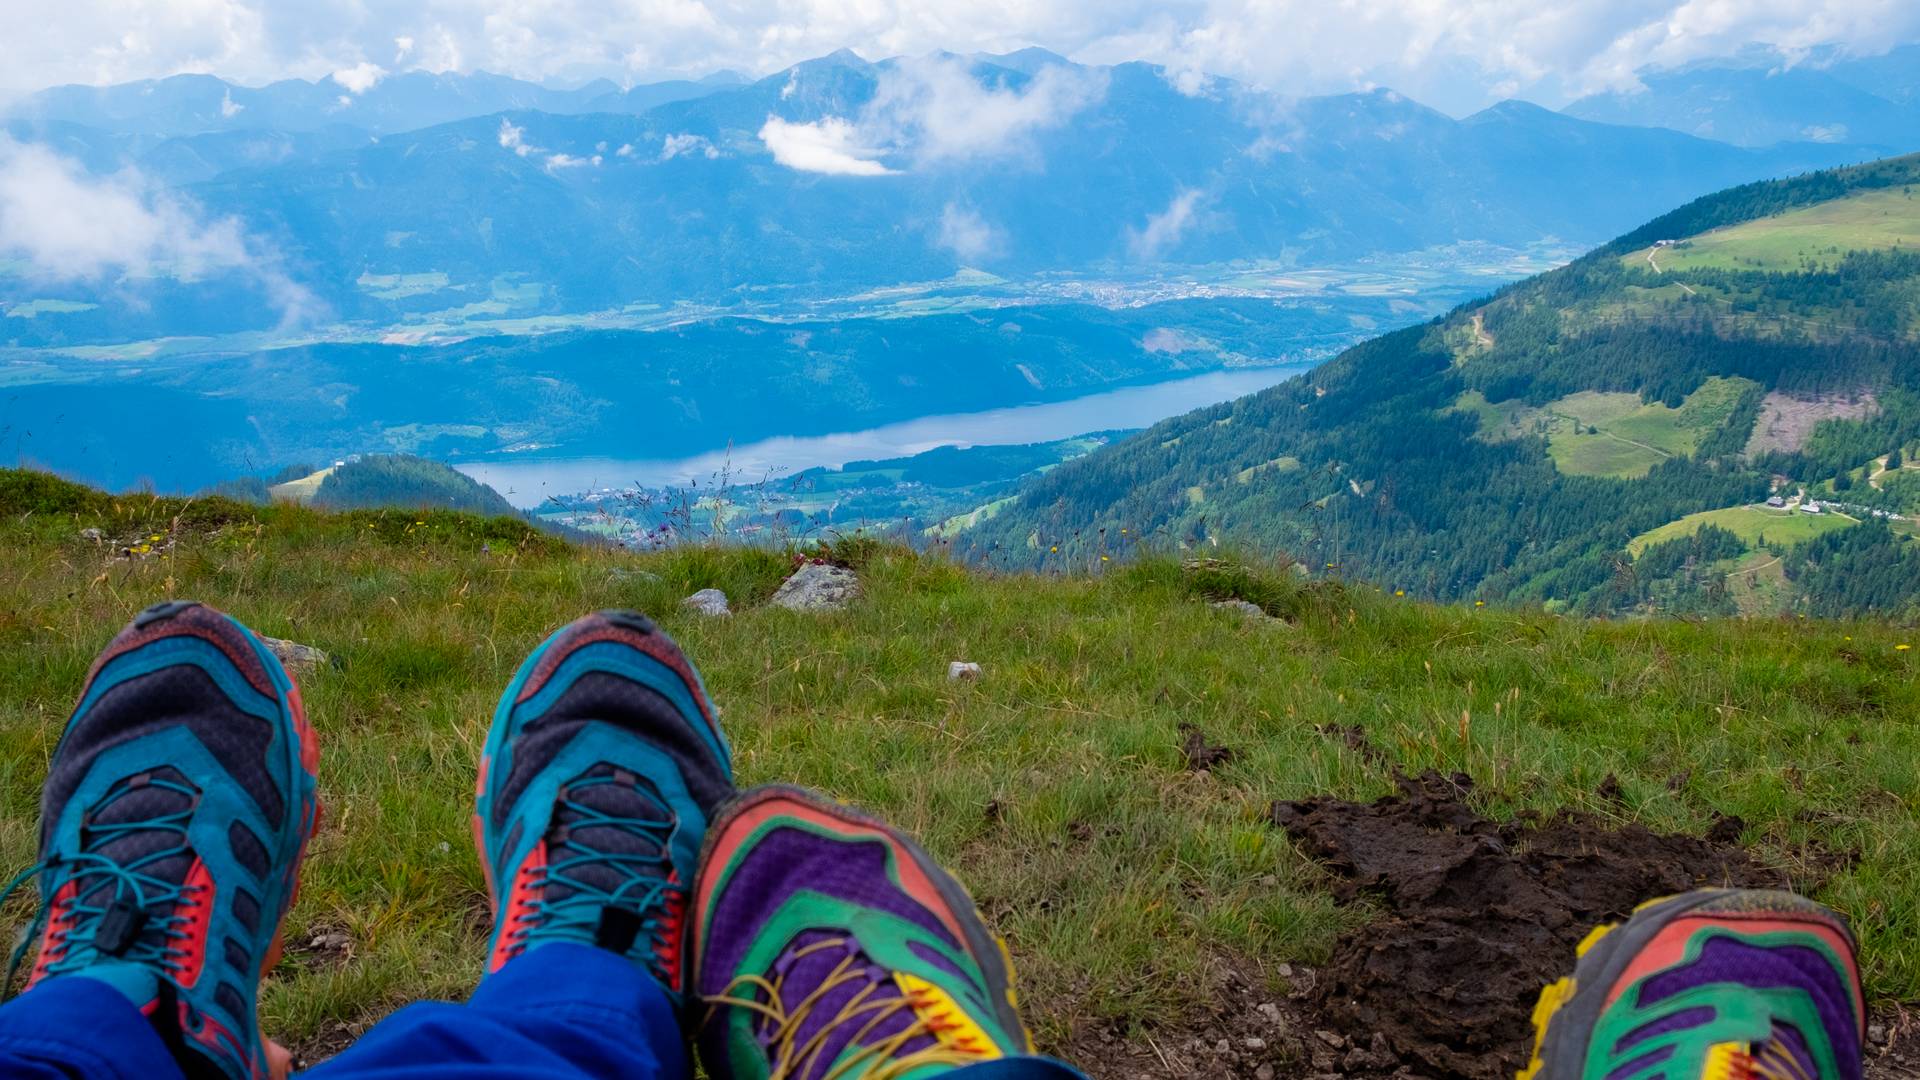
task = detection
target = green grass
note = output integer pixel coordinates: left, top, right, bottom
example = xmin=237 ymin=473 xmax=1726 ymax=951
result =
xmin=1 ymin=469 xmax=1917 ymax=1053
xmin=1628 ymin=504 xmax=1858 ymax=556
xmin=1623 ymin=186 xmax=1920 ymax=273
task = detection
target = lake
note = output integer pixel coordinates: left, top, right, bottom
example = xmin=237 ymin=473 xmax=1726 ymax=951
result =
xmin=458 ymin=364 xmax=1313 ymax=509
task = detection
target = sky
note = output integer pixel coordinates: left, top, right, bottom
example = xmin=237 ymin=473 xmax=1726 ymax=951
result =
xmin=0 ymin=0 xmax=1917 ymax=115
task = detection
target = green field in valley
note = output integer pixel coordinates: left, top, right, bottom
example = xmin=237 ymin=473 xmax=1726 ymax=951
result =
xmin=1456 ymin=376 xmax=1756 ymax=479
xmin=1627 ymin=503 xmax=1858 ymax=556
xmin=1624 ymin=185 xmax=1920 ymax=273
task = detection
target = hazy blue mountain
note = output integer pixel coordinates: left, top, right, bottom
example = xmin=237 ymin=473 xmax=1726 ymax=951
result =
xmin=3 ymin=51 xmax=1872 ymax=346
xmin=1564 ymin=64 xmax=1920 ymax=150
xmin=1824 ymin=45 xmax=1920 ymax=106
xmin=4 ymin=69 xmax=740 ymax=138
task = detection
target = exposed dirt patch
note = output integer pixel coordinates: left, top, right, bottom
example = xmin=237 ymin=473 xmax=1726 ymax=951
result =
xmin=1744 ymin=389 xmax=1879 ymax=456
xmin=1270 ymin=770 xmax=1813 ymax=1080
xmin=1180 ymin=724 xmax=1235 ymax=772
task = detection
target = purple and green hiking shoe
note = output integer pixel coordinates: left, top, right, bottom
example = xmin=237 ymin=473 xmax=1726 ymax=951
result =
xmin=0 ymin=601 xmax=321 ymax=1080
xmin=690 ymin=785 xmax=1045 ymax=1080
xmin=474 ymin=610 xmax=733 ymax=1004
xmin=1519 ymin=888 xmax=1865 ymax=1080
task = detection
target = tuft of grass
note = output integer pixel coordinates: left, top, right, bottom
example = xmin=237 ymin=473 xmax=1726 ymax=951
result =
xmin=0 ymin=470 xmax=1915 ymax=1052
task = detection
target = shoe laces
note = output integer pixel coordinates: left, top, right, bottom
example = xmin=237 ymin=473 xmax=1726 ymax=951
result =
xmin=505 ymin=769 xmax=682 ymax=981
xmin=0 ymin=773 xmax=204 ymax=996
xmin=706 ymin=936 xmax=993 ymax=1080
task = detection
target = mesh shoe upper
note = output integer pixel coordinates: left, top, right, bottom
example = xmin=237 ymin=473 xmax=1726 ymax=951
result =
xmin=475 ymin=611 xmax=733 ymax=1001
xmin=4 ymin=601 xmax=319 ymax=1080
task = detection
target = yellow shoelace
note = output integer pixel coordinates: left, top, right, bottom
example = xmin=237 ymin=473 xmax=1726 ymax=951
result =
xmin=706 ymin=936 xmax=993 ymax=1080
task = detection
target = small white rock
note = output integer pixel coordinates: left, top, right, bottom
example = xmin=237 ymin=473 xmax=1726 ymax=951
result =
xmin=682 ymin=588 xmax=731 ymax=617
xmin=80 ymin=527 xmax=104 ymax=542
xmin=948 ymin=661 xmax=982 ymax=681
xmin=770 ymin=563 xmax=861 ymax=612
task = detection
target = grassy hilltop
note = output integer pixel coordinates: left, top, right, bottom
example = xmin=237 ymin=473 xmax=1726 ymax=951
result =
xmin=0 ymin=468 xmax=1915 ymax=1069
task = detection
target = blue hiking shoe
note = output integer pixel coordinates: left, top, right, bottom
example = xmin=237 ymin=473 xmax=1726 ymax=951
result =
xmin=474 ymin=610 xmax=734 ymax=1007
xmin=1 ymin=600 xmax=321 ymax=1080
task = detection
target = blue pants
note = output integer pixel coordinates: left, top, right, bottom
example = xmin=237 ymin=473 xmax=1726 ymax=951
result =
xmin=0 ymin=943 xmax=1081 ymax=1079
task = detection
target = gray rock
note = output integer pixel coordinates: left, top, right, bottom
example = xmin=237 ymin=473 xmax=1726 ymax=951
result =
xmin=1211 ymin=598 xmax=1269 ymax=618
xmin=948 ymin=661 xmax=982 ymax=681
xmin=261 ymin=636 xmax=331 ymax=678
xmin=682 ymin=588 xmax=731 ymax=617
xmin=770 ymin=563 xmax=861 ymax=612
xmin=79 ymin=527 xmax=103 ymax=542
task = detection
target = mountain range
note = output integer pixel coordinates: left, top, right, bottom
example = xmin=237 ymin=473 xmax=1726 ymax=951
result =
xmin=1 ymin=50 xmax=1893 ymax=346
xmin=958 ymin=153 xmax=1920 ymax=617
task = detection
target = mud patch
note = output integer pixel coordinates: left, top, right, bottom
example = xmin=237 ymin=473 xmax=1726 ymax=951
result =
xmin=1180 ymin=724 xmax=1235 ymax=771
xmin=1271 ymin=770 xmax=1809 ymax=1080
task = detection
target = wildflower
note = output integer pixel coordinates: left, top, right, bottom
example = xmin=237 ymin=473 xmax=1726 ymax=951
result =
xmin=1899 ymin=644 xmax=1912 ymax=651
xmin=1100 ymin=555 xmax=1110 ymax=562
xmin=1475 ymin=600 xmax=1485 ymax=607
xmin=1394 ymin=590 xmax=1405 ymax=597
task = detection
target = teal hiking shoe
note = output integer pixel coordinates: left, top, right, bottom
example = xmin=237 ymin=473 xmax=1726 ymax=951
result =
xmin=1 ymin=600 xmax=320 ymax=1080
xmin=474 ymin=610 xmax=734 ymax=1005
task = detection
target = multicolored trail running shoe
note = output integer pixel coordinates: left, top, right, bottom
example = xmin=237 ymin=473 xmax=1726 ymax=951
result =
xmin=690 ymin=785 xmax=1040 ymax=1080
xmin=1519 ymin=888 xmax=1865 ymax=1080
xmin=474 ymin=610 xmax=733 ymax=1005
xmin=0 ymin=600 xmax=320 ymax=1080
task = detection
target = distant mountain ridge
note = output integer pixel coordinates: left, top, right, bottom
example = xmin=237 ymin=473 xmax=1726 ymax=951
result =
xmin=0 ymin=51 xmax=1881 ymax=345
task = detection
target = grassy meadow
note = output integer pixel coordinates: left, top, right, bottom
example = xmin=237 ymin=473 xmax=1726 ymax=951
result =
xmin=0 ymin=469 xmax=1916 ymax=1056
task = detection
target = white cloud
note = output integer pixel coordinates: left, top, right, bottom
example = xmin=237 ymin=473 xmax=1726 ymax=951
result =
xmin=219 ymin=90 xmax=243 ymax=118
xmin=758 ymin=116 xmax=896 ymax=176
xmin=935 ymin=203 xmax=1002 ymax=261
xmin=759 ymin=55 xmax=1104 ymax=176
xmin=498 ymin=118 xmax=533 ymax=156
xmin=1128 ymin=187 xmax=1204 ymax=260
xmin=660 ymin=133 xmax=720 ymax=161
xmin=331 ymin=61 xmax=386 ymax=95
xmin=0 ymin=135 xmax=315 ymax=321
xmin=615 ymin=142 xmax=636 ymax=157
xmin=864 ymin=56 xmax=1106 ymax=166
xmin=2 ymin=1 xmax=1918 ymax=116
xmin=544 ymin=152 xmax=593 ymax=170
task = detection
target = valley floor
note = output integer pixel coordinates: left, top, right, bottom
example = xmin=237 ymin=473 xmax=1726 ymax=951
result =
xmin=0 ymin=472 xmax=1914 ymax=1076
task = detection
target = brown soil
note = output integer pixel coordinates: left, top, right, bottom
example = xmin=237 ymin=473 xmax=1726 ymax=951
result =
xmin=1068 ymin=769 xmax=1915 ymax=1078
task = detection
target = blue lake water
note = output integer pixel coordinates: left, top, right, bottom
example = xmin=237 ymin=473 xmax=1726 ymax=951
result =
xmin=458 ymin=364 xmax=1312 ymax=509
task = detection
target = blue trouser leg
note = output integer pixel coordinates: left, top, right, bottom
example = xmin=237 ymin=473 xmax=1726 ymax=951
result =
xmin=301 ymin=942 xmax=684 ymax=1079
xmin=0 ymin=975 xmax=185 ymax=1080
xmin=0 ymin=943 xmax=1086 ymax=1079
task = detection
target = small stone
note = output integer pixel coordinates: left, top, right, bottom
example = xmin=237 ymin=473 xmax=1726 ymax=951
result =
xmin=261 ymin=636 xmax=331 ymax=678
xmin=948 ymin=661 xmax=982 ymax=680
xmin=1254 ymin=1067 xmax=1275 ymax=1080
xmin=436 ymin=841 xmax=451 ymax=854
xmin=1211 ymin=598 xmax=1269 ymax=619
xmin=1313 ymin=1030 xmax=1345 ymax=1049
xmin=80 ymin=527 xmax=103 ymax=542
xmin=308 ymin=932 xmax=350 ymax=951
xmin=1275 ymin=962 xmax=1294 ymax=978
xmin=1869 ymin=1024 xmax=1887 ymax=1045
xmin=1214 ymin=1039 xmax=1232 ymax=1055
xmin=1258 ymin=873 xmax=1280 ymax=888
xmin=770 ymin=562 xmax=861 ymax=612
xmin=682 ymin=588 xmax=731 ymax=617
xmin=1242 ymin=1037 xmax=1267 ymax=1051
xmin=1256 ymin=1002 xmax=1282 ymax=1025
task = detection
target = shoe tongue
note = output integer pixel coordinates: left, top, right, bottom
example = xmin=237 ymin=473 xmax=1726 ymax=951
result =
xmin=765 ymin=930 xmax=940 ymax=1080
xmin=81 ymin=768 xmax=198 ymax=895
xmin=545 ymin=763 xmax=671 ymax=909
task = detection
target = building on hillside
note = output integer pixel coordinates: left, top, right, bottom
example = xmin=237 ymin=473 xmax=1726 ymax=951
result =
xmin=1766 ymin=495 xmax=1786 ymax=508
xmin=1801 ymin=502 xmax=1823 ymax=514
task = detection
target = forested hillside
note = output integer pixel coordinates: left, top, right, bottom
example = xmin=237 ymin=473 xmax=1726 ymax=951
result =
xmin=959 ymin=154 xmax=1920 ymax=616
